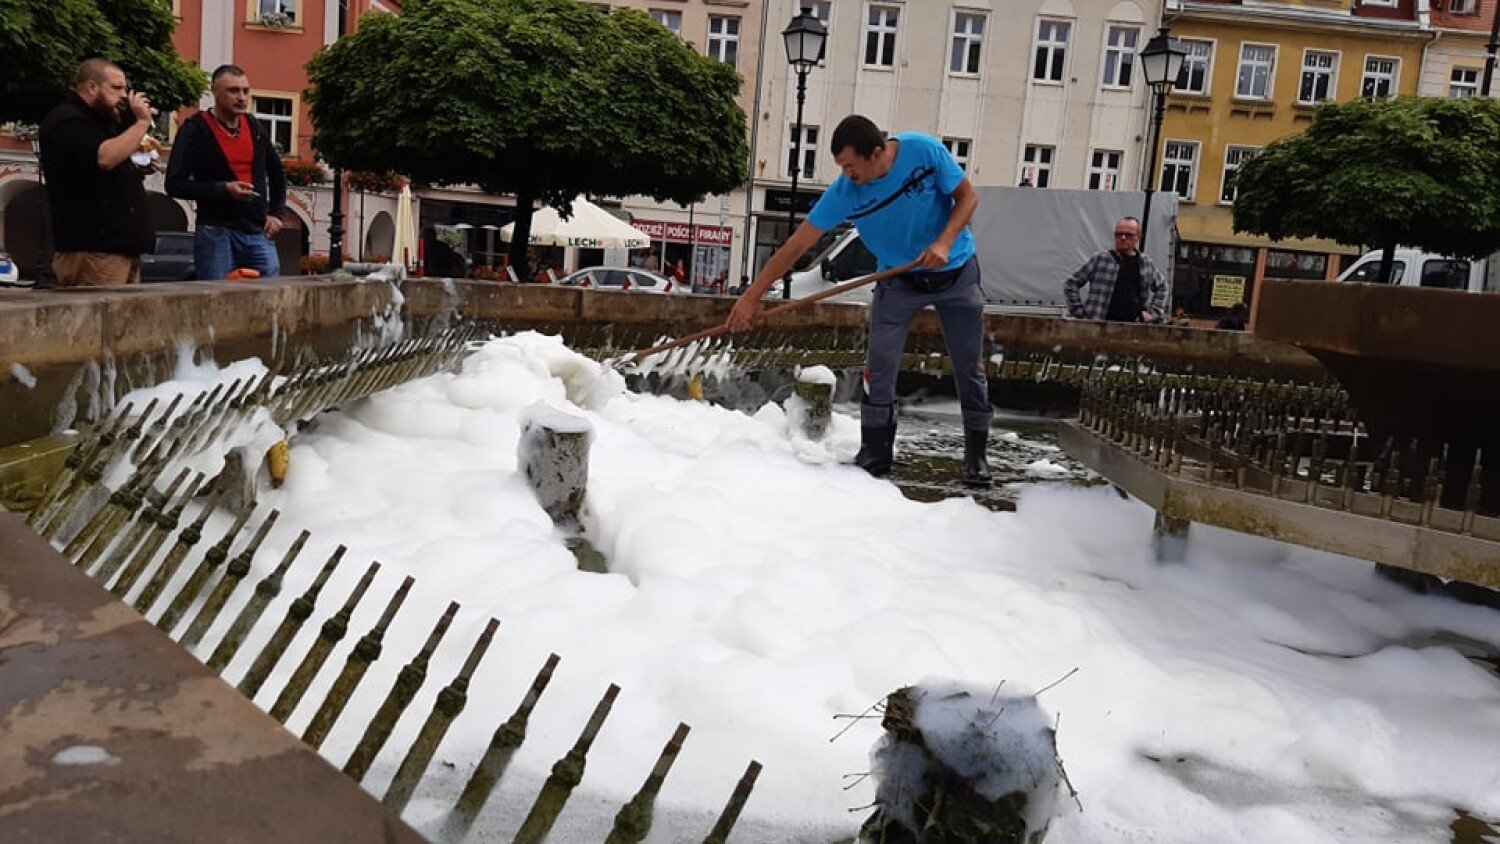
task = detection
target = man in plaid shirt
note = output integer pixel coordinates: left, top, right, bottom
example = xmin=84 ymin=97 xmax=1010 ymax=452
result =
xmin=1064 ymin=216 xmax=1169 ymax=322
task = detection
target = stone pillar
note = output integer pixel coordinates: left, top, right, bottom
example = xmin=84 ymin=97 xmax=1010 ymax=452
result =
xmin=518 ymin=404 xmax=593 ymax=527
xmin=792 ymin=366 xmax=836 ymax=440
xmin=1152 ymin=511 xmax=1191 ymax=563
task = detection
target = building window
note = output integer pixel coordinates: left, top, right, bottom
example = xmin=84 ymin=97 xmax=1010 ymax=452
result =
xmin=1021 ymin=144 xmax=1054 ymax=187
xmin=252 ymin=95 xmax=294 ymax=155
xmin=1176 ymin=38 xmax=1213 ymax=94
xmin=1236 ymin=43 xmax=1275 ymax=99
xmin=1362 ymin=56 xmax=1399 ymax=99
xmin=1449 ymin=0 xmax=1477 ymax=13
xmin=1101 ymin=25 xmax=1138 ymax=88
xmin=1298 ymin=50 xmax=1338 ymax=104
xmin=1450 ymin=66 xmax=1480 ymax=98
xmin=1088 ymin=149 xmax=1122 ymax=190
xmin=807 ymin=1 xmax=832 ymax=28
xmin=255 ymin=0 xmax=296 ymax=24
xmin=864 ymin=5 xmax=900 ymax=68
xmin=943 ymin=137 xmax=972 ymax=173
xmin=787 ymin=124 xmax=819 ymax=179
xmin=650 ymin=9 xmax=682 ymax=37
xmin=950 ymin=12 xmax=986 ymax=75
xmin=1033 ymin=20 xmax=1070 ymax=82
xmin=708 ymin=16 xmax=740 ymax=66
xmin=1220 ymin=146 xmax=1258 ymax=204
xmin=1160 ymin=140 xmax=1198 ymax=200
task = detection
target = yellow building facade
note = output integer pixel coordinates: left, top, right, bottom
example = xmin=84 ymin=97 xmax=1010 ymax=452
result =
xmin=1157 ymin=1 xmax=1430 ymax=319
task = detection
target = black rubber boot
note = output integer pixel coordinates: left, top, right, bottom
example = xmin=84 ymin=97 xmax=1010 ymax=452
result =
xmin=854 ymin=424 xmax=897 ymax=477
xmin=962 ymin=426 xmax=992 ymax=488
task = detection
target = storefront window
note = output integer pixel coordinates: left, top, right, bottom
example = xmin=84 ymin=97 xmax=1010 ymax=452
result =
xmin=1264 ymin=249 xmax=1326 ymax=281
xmin=1173 ymin=241 xmax=1257 ymax=318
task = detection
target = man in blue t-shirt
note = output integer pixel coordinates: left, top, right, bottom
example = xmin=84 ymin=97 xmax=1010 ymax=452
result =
xmin=726 ymin=115 xmax=992 ymax=487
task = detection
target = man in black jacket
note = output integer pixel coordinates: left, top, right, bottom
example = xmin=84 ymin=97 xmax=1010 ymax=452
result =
xmin=38 ymin=59 xmax=156 ymax=286
xmin=165 ymin=64 xmax=287 ymax=280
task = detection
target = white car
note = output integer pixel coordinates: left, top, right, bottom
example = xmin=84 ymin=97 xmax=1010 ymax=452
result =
xmin=1337 ymin=248 xmax=1497 ymax=293
xmin=559 ymin=266 xmax=684 ymax=295
xmin=768 ymin=224 xmax=880 ymax=305
xmin=0 ymin=248 xmax=21 ymax=286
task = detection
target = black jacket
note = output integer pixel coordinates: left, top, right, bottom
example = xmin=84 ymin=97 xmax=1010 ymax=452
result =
xmin=165 ymin=111 xmax=286 ymax=232
xmin=38 ymin=95 xmax=153 ymax=256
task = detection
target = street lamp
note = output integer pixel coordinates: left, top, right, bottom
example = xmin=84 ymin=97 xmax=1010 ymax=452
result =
xmin=328 ymin=0 xmax=349 ymax=270
xmin=781 ymin=6 xmax=827 ymax=298
xmin=29 ymin=136 xmax=45 ymax=282
xmin=1137 ymin=27 xmax=1187 ymax=249
xmin=1483 ymin=0 xmax=1499 ymax=96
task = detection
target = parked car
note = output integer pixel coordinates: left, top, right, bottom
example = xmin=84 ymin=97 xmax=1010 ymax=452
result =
xmin=140 ymin=232 xmax=197 ymax=282
xmin=0 ymin=248 xmax=20 ymax=286
xmin=1336 ymin=248 xmax=1497 ymax=293
xmin=558 ymin=266 xmax=683 ymax=294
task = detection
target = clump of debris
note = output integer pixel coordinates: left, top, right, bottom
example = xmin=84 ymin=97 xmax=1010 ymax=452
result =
xmin=859 ymin=681 xmax=1073 ymax=844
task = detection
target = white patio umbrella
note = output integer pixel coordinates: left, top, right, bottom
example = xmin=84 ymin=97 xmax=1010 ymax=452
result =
xmin=392 ymin=182 xmax=418 ymax=269
xmin=499 ymin=196 xmax=652 ymax=249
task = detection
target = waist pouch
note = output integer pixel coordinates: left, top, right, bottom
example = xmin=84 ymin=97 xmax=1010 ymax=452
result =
xmin=899 ymin=265 xmax=964 ymax=294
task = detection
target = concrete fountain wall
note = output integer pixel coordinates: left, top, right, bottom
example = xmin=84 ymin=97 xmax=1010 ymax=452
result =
xmin=1 ymin=275 xmax=1324 ymax=450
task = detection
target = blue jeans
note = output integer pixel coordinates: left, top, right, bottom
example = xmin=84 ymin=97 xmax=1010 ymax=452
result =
xmin=863 ymin=257 xmax=992 ymax=430
xmin=193 ymin=225 xmax=280 ymax=280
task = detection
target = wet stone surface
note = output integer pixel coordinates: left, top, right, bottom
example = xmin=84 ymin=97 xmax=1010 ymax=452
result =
xmin=886 ymin=409 xmax=1101 ymax=512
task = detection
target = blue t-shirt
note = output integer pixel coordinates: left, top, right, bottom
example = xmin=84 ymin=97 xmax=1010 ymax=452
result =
xmin=807 ymin=132 xmax=975 ymax=273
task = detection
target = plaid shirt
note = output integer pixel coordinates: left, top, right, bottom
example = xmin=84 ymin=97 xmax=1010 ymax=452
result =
xmin=1064 ymin=250 xmax=1170 ymax=321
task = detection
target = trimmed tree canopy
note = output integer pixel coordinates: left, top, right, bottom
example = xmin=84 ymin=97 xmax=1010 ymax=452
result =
xmin=306 ymin=0 xmax=749 ymax=273
xmin=1233 ymin=96 xmax=1500 ymax=260
xmin=0 ymin=0 xmax=206 ymax=124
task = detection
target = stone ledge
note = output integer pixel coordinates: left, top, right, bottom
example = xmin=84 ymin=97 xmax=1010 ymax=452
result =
xmin=0 ymin=510 xmax=424 ymax=843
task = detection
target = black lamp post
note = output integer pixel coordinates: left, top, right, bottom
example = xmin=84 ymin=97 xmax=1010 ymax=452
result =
xmin=1482 ymin=0 xmax=1499 ymax=96
xmin=1137 ymin=28 xmax=1187 ymax=249
xmin=29 ymin=136 xmax=45 ymax=281
xmin=328 ymin=0 xmax=349 ymax=270
xmin=781 ymin=6 xmax=827 ymax=299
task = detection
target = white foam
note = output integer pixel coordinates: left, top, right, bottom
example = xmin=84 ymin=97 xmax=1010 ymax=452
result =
xmin=119 ymin=333 xmax=1500 ymax=843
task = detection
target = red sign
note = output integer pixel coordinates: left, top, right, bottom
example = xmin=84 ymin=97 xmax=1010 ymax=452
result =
xmin=632 ymin=219 xmax=733 ymax=246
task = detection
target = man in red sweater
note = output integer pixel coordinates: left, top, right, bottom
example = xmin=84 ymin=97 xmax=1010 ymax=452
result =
xmin=165 ymin=65 xmax=287 ymax=280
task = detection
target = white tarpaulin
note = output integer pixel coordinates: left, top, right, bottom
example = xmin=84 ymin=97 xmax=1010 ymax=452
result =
xmin=969 ymin=186 xmax=1178 ymax=307
xmin=500 ymin=196 xmax=652 ymax=249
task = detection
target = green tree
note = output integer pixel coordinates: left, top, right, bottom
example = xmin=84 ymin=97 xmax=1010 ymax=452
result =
xmin=0 ymin=0 xmax=205 ymax=124
xmin=306 ymin=0 xmax=748 ymax=277
xmin=1233 ymin=96 xmax=1500 ymax=283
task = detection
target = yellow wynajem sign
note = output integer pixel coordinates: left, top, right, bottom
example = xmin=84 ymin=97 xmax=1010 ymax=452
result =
xmin=1210 ymin=275 xmax=1246 ymax=308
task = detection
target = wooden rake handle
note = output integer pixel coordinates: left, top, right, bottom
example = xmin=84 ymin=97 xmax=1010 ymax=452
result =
xmin=612 ymin=260 xmax=920 ymax=368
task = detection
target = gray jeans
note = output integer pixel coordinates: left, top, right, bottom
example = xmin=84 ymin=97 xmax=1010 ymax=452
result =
xmin=862 ymin=257 xmax=992 ymax=430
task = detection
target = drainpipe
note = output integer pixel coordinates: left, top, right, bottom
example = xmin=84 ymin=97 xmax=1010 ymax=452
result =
xmin=1419 ymin=0 xmax=1441 ymax=98
xmin=741 ymin=0 xmax=773 ymax=282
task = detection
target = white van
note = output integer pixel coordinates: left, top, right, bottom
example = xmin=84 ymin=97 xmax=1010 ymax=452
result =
xmin=1336 ymin=248 xmax=1498 ymax=293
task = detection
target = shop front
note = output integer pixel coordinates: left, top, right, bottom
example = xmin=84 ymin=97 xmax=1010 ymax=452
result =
xmin=631 ymin=219 xmax=734 ymax=289
xmin=1174 ymin=241 xmax=1347 ymax=325
xmin=753 ymin=188 xmax=824 ymax=277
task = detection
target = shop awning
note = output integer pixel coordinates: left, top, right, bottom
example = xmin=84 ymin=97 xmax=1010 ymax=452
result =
xmin=499 ymin=197 xmax=652 ymax=249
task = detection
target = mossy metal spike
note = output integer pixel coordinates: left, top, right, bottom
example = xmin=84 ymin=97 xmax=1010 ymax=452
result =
xmin=155 ymin=505 xmax=256 ymax=635
xmin=382 ymin=617 xmax=500 ymax=814
xmin=302 ymin=575 xmax=415 ymax=750
xmin=179 ymin=508 xmax=282 ymax=649
xmin=444 ymin=653 xmax=561 ymax=839
xmin=268 ymin=560 xmax=381 ymax=723
xmin=512 ymin=684 xmax=622 ymax=844
xmin=206 ymin=528 xmax=312 ymax=671
xmin=341 ymin=600 xmax=461 ymax=783
xmin=237 ymin=544 xmax=348 ymax=699
xmin=133 ymin=487 xmax=225 ymax=615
